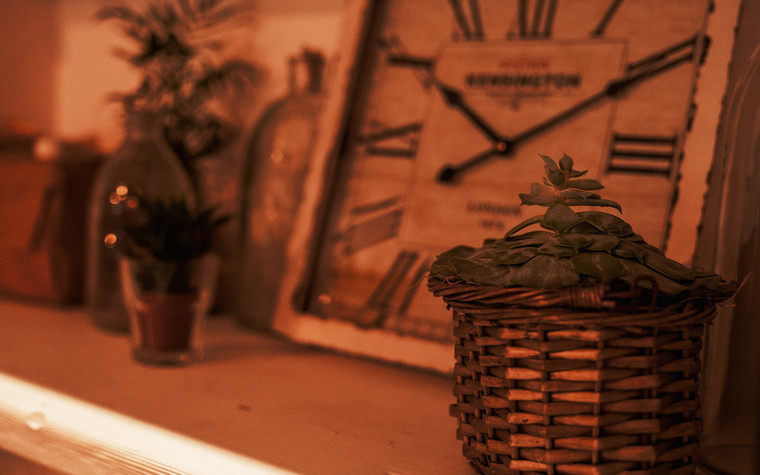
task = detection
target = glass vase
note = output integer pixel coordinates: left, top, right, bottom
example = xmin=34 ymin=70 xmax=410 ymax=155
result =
xmin=86 ymin=109 xmax=194 ymax=332
xmin=119 ymin=254 xmax=218 ymax=366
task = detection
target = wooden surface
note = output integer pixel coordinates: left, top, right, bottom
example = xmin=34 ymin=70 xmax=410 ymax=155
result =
xmin=0 ymin=299 xmax=471 ymax=475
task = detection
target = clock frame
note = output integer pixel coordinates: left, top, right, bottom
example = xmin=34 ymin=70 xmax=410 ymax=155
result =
xmin=271 ymin=0 xmax=719 ymax=373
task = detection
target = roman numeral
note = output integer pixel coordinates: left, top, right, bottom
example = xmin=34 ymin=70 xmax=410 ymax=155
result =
xmin=449 ymin=0 xmax=484 ymax=40
xmin=386 ymin=53 xmax=434 ymax=71
xmin=359 ymin=122 xmax=422 ymax=159
xmin=625 ymin=34 xmax=703 ymax=82
xmin=342 ymin=206 xmax=403 ymax=255
xmin=365 ymin=250 xmax=424 ymax=327
xmin=591 ymin=0 xmax=623 ymax=37
xmin=514 ymin=0 xmax=558 ymax=39
xmin=606 ymin=133 xmax=679 ymax=177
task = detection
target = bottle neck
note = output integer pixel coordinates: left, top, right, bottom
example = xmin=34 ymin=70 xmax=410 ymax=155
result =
xmin=124 ymin=109 xmax=163 ymax=142
xmin=287 ymin=49 xmax=325 ymax=96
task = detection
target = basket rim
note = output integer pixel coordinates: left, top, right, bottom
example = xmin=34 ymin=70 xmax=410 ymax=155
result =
xmin=428 ymin=273 xmax=717 ymax=327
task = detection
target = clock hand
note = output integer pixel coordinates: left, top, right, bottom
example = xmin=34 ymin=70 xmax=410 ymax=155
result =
xmin=433 ymin=80 xmax=507 ymax=145
xmin=437 ymin=34 xmax=706 ymax=184
xmin=437 ymin=144 xmax=509 ymax=183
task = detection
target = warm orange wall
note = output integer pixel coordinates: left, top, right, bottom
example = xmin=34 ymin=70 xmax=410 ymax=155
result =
xmin=0 ymin=0 xmax=61 ymax=134
xmin=52 ymin=0 xmax=345 ymax=151
xmin=0 ymin=0 xmax=742 ymax=265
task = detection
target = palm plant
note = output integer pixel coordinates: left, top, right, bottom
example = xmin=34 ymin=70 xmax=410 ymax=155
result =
xmin=98 ymin=0 xmax=259 ymax=172
xmin=120 ymin=196 xmax=230 ymax=292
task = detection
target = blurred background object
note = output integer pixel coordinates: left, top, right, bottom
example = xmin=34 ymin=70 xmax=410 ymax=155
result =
xmin=237 ymin=48 xmax=325 ymax=331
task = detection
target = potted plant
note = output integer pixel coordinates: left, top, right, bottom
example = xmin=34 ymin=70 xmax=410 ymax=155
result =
xmin=119 ymin=196 xmax=230 ymax=365
xmin=98 ymin=0 xmax=260 ymax=312
xmin=428 ymin=155 xmax=736 ymax=474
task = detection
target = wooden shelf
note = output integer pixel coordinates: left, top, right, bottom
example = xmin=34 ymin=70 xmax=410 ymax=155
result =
xmin=0 ymin=300 xmax=471 ymax=474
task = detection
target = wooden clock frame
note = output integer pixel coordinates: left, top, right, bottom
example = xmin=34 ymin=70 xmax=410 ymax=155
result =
xmin=269 ymin=0 xmax=738 ymax=374
xmin=269 ymin=0 xmax=453 ymax=373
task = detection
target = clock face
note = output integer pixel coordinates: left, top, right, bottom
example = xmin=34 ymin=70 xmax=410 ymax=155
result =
xmin=302 ymin=0 xmax=712 ymax=343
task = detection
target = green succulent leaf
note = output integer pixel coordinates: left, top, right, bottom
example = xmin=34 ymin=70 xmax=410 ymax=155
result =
xmin=542 ymin=204 xmax=580 ymax=233
xmin=586 ymin=234 xmax=620 ymax=252
xmin=450 ymin=258 xmax=514 ymax=287
xmin=612 ymin=240 xmax=649 ymax=263
xmin=578 ymin=211 xmax=632 ymax=236
xmin=559 ymin=154 xmax=573 ymax=173
xmin=538 ymin=243 xmax=577 ymax=257
xmin=491 ymin=247 xmax=539 ymax=265
xmin=540 ymin=154 xmax=566 ymax=189
xmin=622 ymin=233 xmax=646 ymax=242
xmin=558 ymin=189 xmax=602 ymax=200
xmin=564 ymin=199 xmax=623 ymax=213
xmin=618 ymin=260 xmax=689 ymax=295
xmin=519 ymin=182 xmax=558 ymax=206
xmin=570 ymin=252 xmax=627 ymax=283
xmin=540 ymin=154 xmax=561 ymax=172
xmin=644 ymin=251 xmax=698 ymax=281
xmin=550 ymin=233 xmax=593 ymax=252
xmin=565 ymin=178 xmax=604 ymax=191
xmin=502 ymin=217 xmax=546 ymax=240
xmin=511 ymin=255 xmax=580 ymax=288
xmin=429 ymin=245 xmax=474 ymax=275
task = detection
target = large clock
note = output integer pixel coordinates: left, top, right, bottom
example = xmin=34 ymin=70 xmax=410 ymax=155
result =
xmin=272 ymin=0 xmax=714 ymax=372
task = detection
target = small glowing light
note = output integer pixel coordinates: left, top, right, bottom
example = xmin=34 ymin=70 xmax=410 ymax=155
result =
xmin=126 ymin=196 xmax=139 ymax=209
xmin=104 ymin=233 xmax=117 ymax=247
xmin=317 ymin=294 xmax=332 ymax=305
xmin=115 ymin=184 xmax=129 ymax=197
xmin=109 ymin=192 xmax=121 ymax=205
xmin=33 ymin=137 xmax=60 ymax=161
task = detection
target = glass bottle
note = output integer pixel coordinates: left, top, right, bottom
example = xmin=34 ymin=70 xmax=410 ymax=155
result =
xmin=237 ymin=49 xmax=325 ymax=331
xmin=696 ymin=43 xmax=760 ymax=475
xmin=86 ymin=108 xmax=194 ymax=332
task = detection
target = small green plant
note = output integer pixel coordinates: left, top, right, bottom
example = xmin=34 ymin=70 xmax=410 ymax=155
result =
xmin=120 ymin=197 xmax=230 ymax=292
xmin=98 ymin=0 xmax=259 ymax=171
xmin=121 ymin=196 xmax=230 ymax=262
xmin=430 ymin=154 xmax=735 ymax=305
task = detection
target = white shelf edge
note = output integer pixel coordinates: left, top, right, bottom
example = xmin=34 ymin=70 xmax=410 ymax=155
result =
xmin=0 ymin=371 xmax=295 ymax=475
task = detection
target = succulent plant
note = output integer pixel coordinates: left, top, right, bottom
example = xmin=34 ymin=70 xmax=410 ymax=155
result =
xmin=430 ymin=154 xmax=735 ymax=306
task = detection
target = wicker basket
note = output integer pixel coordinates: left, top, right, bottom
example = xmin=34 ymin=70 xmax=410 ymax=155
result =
xmin=428 ymin=274 xmax=715 ymax=475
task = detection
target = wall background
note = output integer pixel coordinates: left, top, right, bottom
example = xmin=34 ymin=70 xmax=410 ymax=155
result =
xmin=0 ymin=0 xmax=742 ymax=265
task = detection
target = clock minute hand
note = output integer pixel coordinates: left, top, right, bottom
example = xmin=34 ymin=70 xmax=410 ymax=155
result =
xmin=436 ymin=34 xmax=705 ymax=184
xmin=437 ymin=144 xmax=506 ymax=183
xmin=514 ymin=34 xmax=705 ymax=144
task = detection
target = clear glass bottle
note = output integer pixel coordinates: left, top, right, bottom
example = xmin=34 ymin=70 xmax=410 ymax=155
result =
xmin=696 ymin=43 xmax=760 ymax=475
xmin=237 ymin=50 xmax=325 ymax=331
xmin=86 ymin=108 xmax=194 ymax=332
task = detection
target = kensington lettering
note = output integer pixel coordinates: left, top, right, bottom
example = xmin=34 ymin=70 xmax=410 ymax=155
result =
xmin=466 ymin=201 xmax=522 ymax=217
xmin=466 ymin=72 xmax=582 ymax=89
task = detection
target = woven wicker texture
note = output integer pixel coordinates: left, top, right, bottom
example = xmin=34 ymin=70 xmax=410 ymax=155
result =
xmin=430 ymin=276 xmax=714 ymax=475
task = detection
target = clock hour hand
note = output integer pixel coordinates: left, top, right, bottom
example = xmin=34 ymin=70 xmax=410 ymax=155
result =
xmin=434 ymin=81 xmax=505 ymax=144
xmin=436 ymin=34 xmax=705 ymax=184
